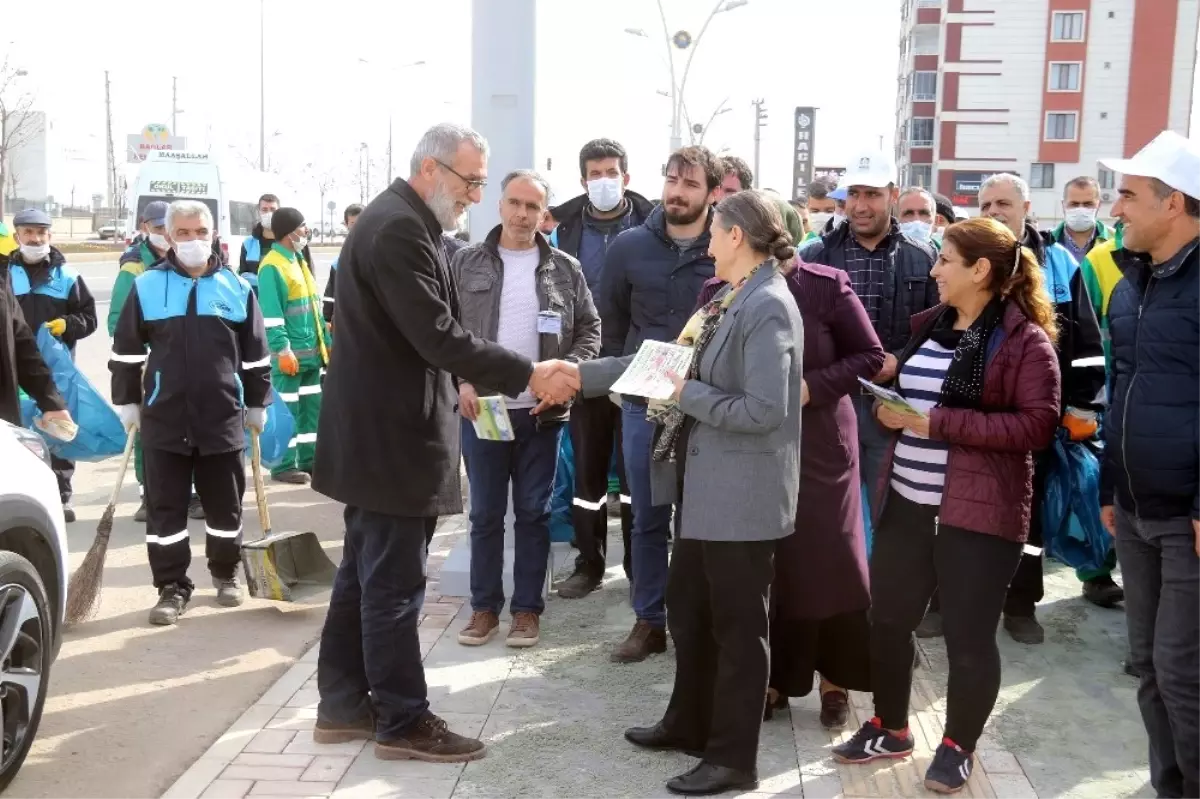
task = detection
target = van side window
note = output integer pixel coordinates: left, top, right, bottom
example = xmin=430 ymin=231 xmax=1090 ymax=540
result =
xmin=231 ymin=201 xmax=259 ymax=236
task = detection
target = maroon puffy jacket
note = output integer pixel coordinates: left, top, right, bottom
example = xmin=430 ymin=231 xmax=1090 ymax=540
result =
xmin=875 ymin=301 xmax=1061 ymax=543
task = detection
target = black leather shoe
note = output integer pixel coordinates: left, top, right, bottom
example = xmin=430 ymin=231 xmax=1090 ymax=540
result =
xmin=666 ymin=762 xmax=758 ymax=796
xmin=624 ymin=724 xmax=704 ymax=758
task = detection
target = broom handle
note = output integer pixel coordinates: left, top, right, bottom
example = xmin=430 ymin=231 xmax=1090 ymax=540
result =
xmin=109 ymin=428 xmax=137 ymax=507
xmin=249 ymin=428 xmax=271 ymax=540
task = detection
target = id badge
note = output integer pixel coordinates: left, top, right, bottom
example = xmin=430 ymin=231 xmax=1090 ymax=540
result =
xmin=536 ymin=311 xmax=563 ymax=335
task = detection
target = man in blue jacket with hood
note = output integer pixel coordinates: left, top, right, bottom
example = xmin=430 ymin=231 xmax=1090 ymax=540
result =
xmin=598 ymin=145 xmax=720 ymax=662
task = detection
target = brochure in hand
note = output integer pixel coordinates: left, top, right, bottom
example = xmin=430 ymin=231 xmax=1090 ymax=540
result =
xmin=472 ymin=396 xmax=516 ymax=442
xmin=856 ymin=377 xmax=928 ymax=419
xmin=611 ymin=340 xmax=695 ymax=400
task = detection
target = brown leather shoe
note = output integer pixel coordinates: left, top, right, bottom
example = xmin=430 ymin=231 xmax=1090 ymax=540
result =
xmin=611 ymin=620 xmax=667 ymax=663
xmin=506 ymin=612 xmax=540 ymax=648
xmin=313 ymin=716 xmax=375 ymax=744
xmin=457 ymin=610 xmax=500 ymax=646
xmin=819 ymin=690 xmax=850 ymax=730
xmin=375 ymin=713 xmax=486 ymax=763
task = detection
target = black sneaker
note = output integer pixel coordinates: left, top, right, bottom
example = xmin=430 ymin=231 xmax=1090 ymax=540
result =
xmin=1082 ymin=575 xmax=1124 ymax=608
xmin=149 ymin=584 xmax=189 ymax=626
xmin=62 ymin=503 xmax=76 ymax=524
xmin=133 ymin=499 xmax=148 ymax=523
xmin=831 ymin=718 xmax=915 ymax=764
xmin=924 ymin=739 xmax=973 ymax=794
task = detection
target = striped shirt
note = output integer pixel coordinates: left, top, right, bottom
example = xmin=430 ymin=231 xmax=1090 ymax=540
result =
xmin=890 ymin=340 xmax=954 ymax=506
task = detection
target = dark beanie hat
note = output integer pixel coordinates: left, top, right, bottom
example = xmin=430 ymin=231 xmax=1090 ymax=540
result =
xmin=271 ymin=207 xmax=305 ymax=240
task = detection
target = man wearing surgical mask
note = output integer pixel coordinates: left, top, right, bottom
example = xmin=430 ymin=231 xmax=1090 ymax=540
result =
xmin=548 ymin=139 xmax=652 ymax=600
xmin=1050 ymin=176 xmax=1113 ymax=264
xmin=238 ymin=193 xmax=281 ymax=283
xmin=896 ymin=187 xmax=938 ymax=248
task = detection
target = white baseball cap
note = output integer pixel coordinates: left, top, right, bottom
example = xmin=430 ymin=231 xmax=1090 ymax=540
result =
xmin=837 ymin=149 xmax=898 ymax=190
xmin=1100 ymin=130 xmax=1200 ymax=201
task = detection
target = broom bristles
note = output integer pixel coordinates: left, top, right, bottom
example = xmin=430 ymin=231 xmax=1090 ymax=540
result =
xmin=64 ymin=505 xmax=116 ymax=626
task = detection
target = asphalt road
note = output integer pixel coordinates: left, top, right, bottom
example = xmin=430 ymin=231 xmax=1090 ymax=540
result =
xmin=12 ymin=252 xmax=346 ymax=798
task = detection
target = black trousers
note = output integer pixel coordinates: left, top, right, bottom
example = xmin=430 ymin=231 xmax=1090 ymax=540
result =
xmin=318 ymin=508 xmax=436 ymax=741
xmin=870 ymin=491 xmax=1022 ymax=752
xmin=51 ymin=455 xmax=74 ymax=504
xmin=144 ymin=447 xmax=245 ymax=595
xmin=569 ymin=395 xmax=632 ymax=579
xmin=660 ymin=538 xmax=774 ymax=773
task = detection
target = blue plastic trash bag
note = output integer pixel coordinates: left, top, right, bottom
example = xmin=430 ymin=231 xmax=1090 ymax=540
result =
xmin=550 ymin=430 xmax=575 ymax=543
xmin=861 ymin=482 xmax=874 ymax=560
xmin=19 ymin=327 xmax=126 ymax=461
xmin=245 ymin=399 xmax=295 ymax=469
xmin=1041 ymin=429 xmax=1112 ymax=573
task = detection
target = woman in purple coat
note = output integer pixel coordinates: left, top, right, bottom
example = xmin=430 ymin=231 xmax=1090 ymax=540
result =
xmin=696 ymin=254 xmax=884 ymax=729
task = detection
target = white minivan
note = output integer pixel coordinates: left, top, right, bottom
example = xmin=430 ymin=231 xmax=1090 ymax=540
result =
xmin=127 ymin=151 xmax=276 ymax=267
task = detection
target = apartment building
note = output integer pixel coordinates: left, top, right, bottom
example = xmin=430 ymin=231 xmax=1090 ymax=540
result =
xmin=895 ymin=0 xmax=1198 ymax=222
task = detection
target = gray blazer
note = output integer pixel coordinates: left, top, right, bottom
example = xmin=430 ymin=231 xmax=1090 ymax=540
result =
xmin=579 ymin=264 xmax=803 ymax=542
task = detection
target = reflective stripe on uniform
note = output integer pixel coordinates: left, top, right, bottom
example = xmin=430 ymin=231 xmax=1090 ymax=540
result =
xmin=292 ymin=347 xmax=319 ymax=359
xmin=1071 ymin=356 xmax=1106 ymax=368
xmin=205 ymin=525 xmax=242 ymax=539
xmin=111 ymin=351 xmax=148 ymax=363
xmin=263 ymin=318 xmax=285 ymax=328
xmin=242 ymin=356 xmax=271 ymax=369
xmin=322 ymin=296 xmax=334 ymax=305
xmin=1022 ymin=544 xmax=1043 ymax=557
xmin=298 ymin=384 xmax=322 ymax=396
xmin=147 ymin=530 xmax=189 ymax=546
xmin=619 ymin=494 xmax=632 ymax=504
xmin=278 ymin=392 xmax=300 ymax=403
xmin=295 ymin=432 xmax=317 ymax=444
xmin=572 ymin=497 xmax=606 ymax=511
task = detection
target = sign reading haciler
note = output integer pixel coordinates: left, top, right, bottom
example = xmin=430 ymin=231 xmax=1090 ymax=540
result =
xmin=126 ymin=123 xmax=187 ymax=163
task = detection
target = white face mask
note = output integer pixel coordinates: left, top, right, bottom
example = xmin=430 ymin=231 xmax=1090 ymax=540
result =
xmin=1064 ymin=206 xmax=1097 ymax=233
xmin=292 ymin=233 xmax=309 ymax=251
xmin=18 ymin=242 xmax=50 ymax=263
xmin=174 ymin=238 xmax=212 ymax=268
xmin=809 ymin=212 xmax=831 ymax=230
xmin=148 ymin=233 xmax=170 ymax=251
xmin=586 ymin=177 xmax=623 ymax=212
xmin=260 ymin=212 xmax=274 ymax=229
xmin=832 ymin=212 xmax=847 ymax=229
xmin=899 ymin=220 xmax=934 ymax=243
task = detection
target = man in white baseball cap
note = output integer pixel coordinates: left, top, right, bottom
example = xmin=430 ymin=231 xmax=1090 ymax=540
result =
xmin=798 ymin=147 xmax=938 ymax=534
xmin=1099 ymin=129 xmax=1200 ymax=799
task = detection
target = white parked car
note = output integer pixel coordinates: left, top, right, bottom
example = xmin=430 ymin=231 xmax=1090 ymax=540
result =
xmin=0 ymin=421 xmax=69 ymax=790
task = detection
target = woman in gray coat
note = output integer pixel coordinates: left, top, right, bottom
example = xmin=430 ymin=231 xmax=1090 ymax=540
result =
xmin=561 ymin=190 xmax=804 ymax=796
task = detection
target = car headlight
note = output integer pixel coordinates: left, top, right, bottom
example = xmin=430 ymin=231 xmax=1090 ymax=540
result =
xmin=12 ymin=427 xmax=52 ymax=467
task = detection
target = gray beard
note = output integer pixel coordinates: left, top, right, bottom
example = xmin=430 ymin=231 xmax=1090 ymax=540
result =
xmin=427 ymin=179 xmax=464 ymax=230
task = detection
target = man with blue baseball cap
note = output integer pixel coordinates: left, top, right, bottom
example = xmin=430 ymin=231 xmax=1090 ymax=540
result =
xmin=8 ymin=208 xmax=98 ymax=522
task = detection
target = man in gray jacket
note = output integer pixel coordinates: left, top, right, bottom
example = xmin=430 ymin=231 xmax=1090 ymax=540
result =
xmin=451 ymin=170 xmax=601 ymax=649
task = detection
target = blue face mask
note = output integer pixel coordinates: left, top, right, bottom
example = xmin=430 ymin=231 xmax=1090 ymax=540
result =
xmin=900 ymin=220 xmax=934 ymax=243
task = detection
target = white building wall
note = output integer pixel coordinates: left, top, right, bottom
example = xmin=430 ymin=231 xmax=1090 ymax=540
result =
xmin=1168 ymin=0 xmax=1199 ymax=133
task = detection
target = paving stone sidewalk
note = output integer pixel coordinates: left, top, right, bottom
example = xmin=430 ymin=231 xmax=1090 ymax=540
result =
xmin=162 ymin=514 xmax=1150 ymax=799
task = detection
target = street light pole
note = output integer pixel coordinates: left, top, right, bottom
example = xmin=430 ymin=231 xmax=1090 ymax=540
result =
xmin=357 ymin=58 xmax=426 ymax=186
xmin=259 ymin=0 xmax=265 ymax=171
xmin=752 ymin=98 xmax=767 ymax=189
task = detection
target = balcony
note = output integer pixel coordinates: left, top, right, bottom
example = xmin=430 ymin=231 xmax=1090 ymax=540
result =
xmin=909 ymin=139 xmax=934 ymax=148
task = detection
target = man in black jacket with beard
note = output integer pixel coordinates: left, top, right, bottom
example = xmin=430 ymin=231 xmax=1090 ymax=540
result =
xmin=550 ymin=138 xmax=653 ymax=599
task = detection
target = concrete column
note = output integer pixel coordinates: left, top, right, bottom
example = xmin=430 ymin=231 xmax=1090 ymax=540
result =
xmin=469 ymin=0 xmax=536 ymax=238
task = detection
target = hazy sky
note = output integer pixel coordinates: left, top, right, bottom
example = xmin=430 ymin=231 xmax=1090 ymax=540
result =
xmin=7 ymin=0 xmax=1199 ymax=219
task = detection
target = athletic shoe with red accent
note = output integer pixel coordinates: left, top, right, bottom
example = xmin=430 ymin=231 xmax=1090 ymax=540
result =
xmin=831 ymin=718 xmax=915 ymax=764
xmin=924 ymin=738 xmax=974 ymax=794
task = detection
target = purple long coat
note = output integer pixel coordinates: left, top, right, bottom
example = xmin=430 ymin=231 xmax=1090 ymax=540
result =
xmin=698 ymin=260 xmax=884 ymax=619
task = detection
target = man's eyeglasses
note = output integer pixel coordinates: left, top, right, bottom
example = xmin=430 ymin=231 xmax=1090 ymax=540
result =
xmin=435 ymin=159 xmax=488 ymax=191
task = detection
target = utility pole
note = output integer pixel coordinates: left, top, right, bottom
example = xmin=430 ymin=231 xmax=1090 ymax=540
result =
xmin=752 ymin=98 xmax=767 ymax=189
xmin=104 ymin=70 xmax=117 ymax=212
xmin=259 ymin=0 xmax=265 ymax=171
xmin=171 ymin=76 xmax=181 ymax=132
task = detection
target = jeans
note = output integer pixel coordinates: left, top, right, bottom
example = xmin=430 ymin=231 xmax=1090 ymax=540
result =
xmin=461 ymin=409 xmax=562 ymax=615
xmin=317 ymin=507 xmax=436 ymax=741
xmin=854 ymin=393 xmax=891 ymax=512
xmin=1115 ymin=505 xmax=1199 ymax=798
xmin=621 ymin=401 xmax=672 ymax=629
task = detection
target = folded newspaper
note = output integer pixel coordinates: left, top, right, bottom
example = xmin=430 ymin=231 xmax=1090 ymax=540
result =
xmin=472 ymin=396 xmax=515 ymax=441
xmin=856 ymin=377 xmax=928 ymax=419
xmin=611 ymin=340 xmax=695 ymax=400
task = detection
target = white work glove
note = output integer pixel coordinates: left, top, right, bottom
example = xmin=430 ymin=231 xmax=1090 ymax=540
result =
xmin=245 ymin=407 xmax=267 ymax=432
xmin=117 ymin=404 xmax=140 ymax=431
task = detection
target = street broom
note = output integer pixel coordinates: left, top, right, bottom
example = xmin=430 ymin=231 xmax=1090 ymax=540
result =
xmin=241 ymin=428 xmax=337 ymax=601
xmin=65 ymin=428 xmax=137 ymax=626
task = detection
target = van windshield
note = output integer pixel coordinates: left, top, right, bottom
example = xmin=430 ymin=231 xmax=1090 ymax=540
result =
xmin=137 ymin=196 xmax=218 ymax=229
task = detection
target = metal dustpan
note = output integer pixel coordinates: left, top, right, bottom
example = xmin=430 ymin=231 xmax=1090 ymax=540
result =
xmin=241 ymin=429 xmax=338 ymax=601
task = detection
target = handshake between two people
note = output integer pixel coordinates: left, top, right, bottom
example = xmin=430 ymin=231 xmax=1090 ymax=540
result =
xmin=459 ymin=360 xmax=581 ymax=422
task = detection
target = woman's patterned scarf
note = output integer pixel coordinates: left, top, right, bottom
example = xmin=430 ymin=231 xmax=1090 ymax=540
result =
xmin=650 ymin=262 xmax=765 ymax=463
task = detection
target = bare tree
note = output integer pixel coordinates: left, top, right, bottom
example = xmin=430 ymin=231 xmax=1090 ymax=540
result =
xmin=0 ymin=55 xmax=42 ymax=218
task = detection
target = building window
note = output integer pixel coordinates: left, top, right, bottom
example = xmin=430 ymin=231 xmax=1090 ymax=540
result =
xmin=910 ymin=165 xmax=933 ymax=187
xmin=1031 ymin=163 xmax=1055 ymax=189
xmin=913 ymin=71 xmax=937 ymax=101
xmin=909 ymin=118 xmax=935 ymax=147
xmin=1048 ymin=62 xmax=1081 ymax=91
xmin=1045 ymin=112 xmax=1078 ymax=141
xmin=912 ymin=25 xmax=940 ymax=55
xmin=1052 ymin=11 xmax=1085 ymax=41
xmin=1098 ymin=166 xmax=1115 ymax=190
